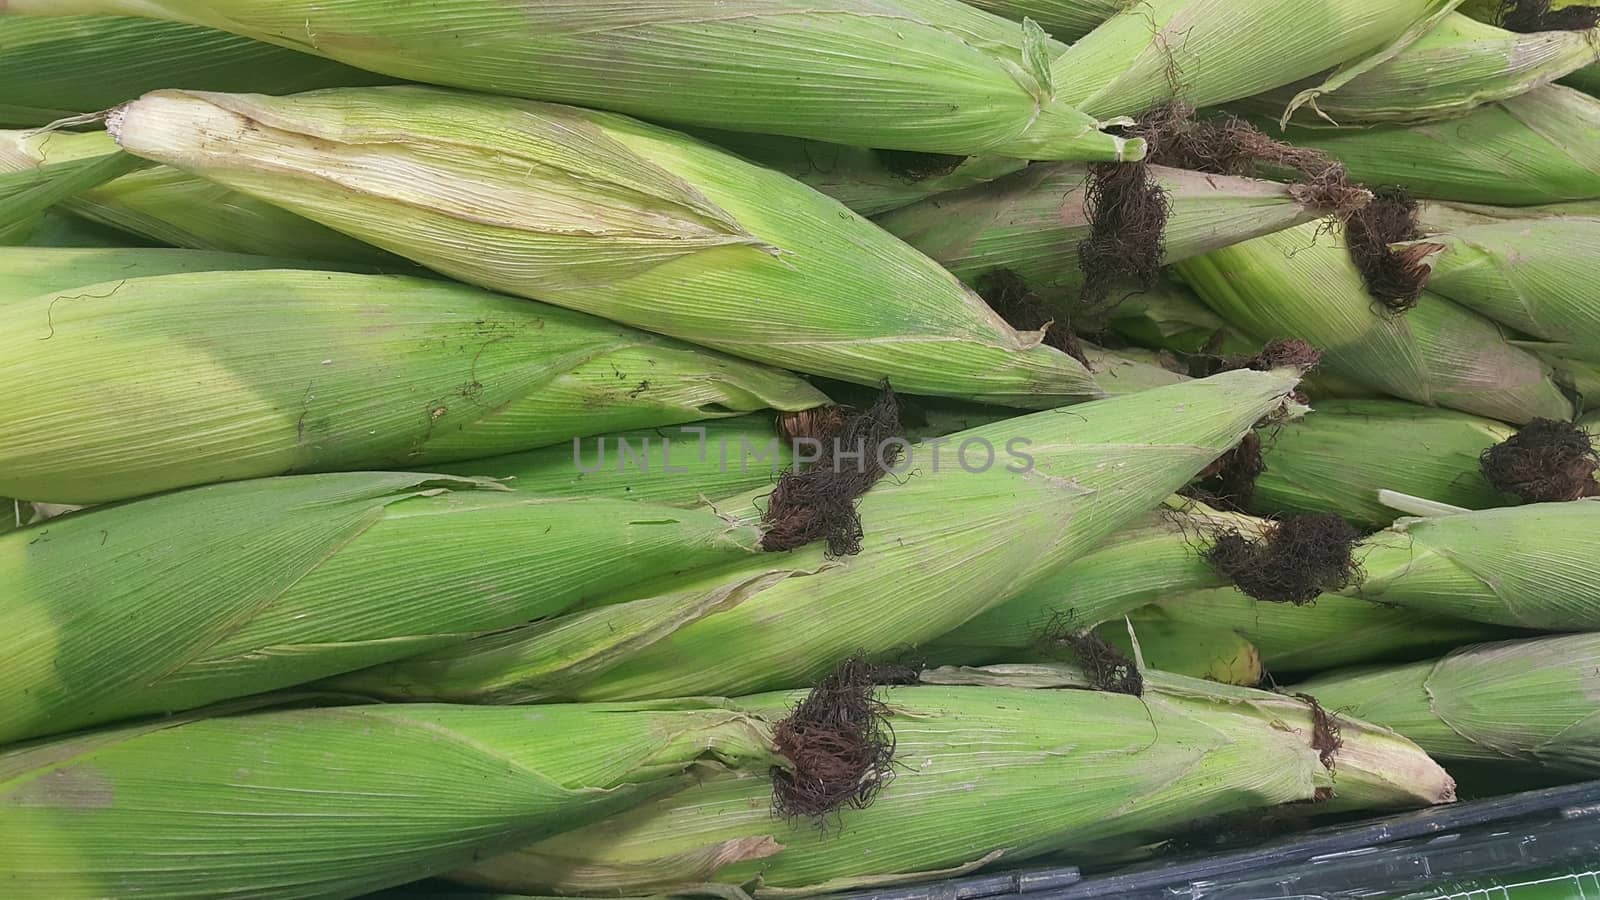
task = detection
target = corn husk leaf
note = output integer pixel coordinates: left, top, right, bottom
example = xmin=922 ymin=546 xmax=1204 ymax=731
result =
xmin=28 ymin=0 xmax=1136 ymax=161
xmin=1297 ymin=633 xmax=1600 ymax=774
xmin=1347 ymin=500 xmax=1600 ymax=630
xmin=1260 ymin=14 xmax=1600 ymax=126
xmin=1050 ymin=0 xmax=1463 ymax=120
xmin=960 ymin=0 xmax=1123 ymax=41
xmin=696 ymin=130 xmax=1028 ymax=217
xmin=0 ymin=700 xmax=791 ymax=899
xmin=1149 ymin=588 xmax=1512 ymax=675
xmin=1403 ymin=217 xmax=1600 ymax=357
xmin=0 ymin=145 xmax=148 ymax=241
xmin=875 ymin=163 xmax=1334 ymax=301
xmin=1103 ymin=278 xmax=1261 ymax=358
xmin=453 ymin=677 xmax=1449 ymax=897
xmin=1 ymin=267 xmax=826 ymax=504
xmin=0 ymin=128 xmax=399 ymax=264
xmin=12 ymin=210 xmax=153 ymax=248
xmin=1271 ymin=84 xmax=1600 ymax=205
xmin=110 ymin=86 xmax=1104 ymax=406
xmin=0 ymin=14 xmax=393 ymax=128
xmin=1096 ymin=612 xmax=1264 ymax=685
xmin=1081 ymin=344 xmax=1191 ymax=395
xmin=1251 ymin=398 xmax=1517 ymax=528
xmin=0 ymin=246 xmax=337 ymax=300
xmin=1175 ymin=220 xmax=1574 ymax=423
xmin=328 ymin=369 xmax=1304 ymax=703
xmin=1417 ymin=197 xmax=1600 ymax=230
xmin=0 ymin=471 xmax=768 ymax=744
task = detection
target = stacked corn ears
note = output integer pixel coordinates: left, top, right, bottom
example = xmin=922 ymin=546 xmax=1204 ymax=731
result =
xmin=4 ymin=1 xmax=1600 ymax=897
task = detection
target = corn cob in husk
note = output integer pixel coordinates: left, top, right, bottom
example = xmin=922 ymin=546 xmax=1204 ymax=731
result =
xmin=1344 ymin=501 xmax=1600 ymax=630
xmin=1261 ymin=13 xmax=1600 ymax=126
xmin=453 ymin=672 xmax=1451 ymax=897
xmin=1250 ymin=399 xmax=1517 ymax=528
xmin=0 ymin=141 xmax=147 ymax=241
xmin=1047 ymin=0 xmax=1465 ymax=120
xmin=960 ymin=0 xmax=1123 ymax=41
xmin=1403 ymin=217 xmax=1600 ymax=358
xmin=0 ymin=129 xmax=397 ymax=264
xmin=18 ymin=0 xmax=1137 ymax=162
xmin=1144 ymin=588 xmax=1513 ymax=675
xmin=1297 ymin=633 xmax=1600 ymax=774
xmin=875 ymin=163 xmax=1337 ymax=301
xmin=696 ymin=130 xmax=1027 ymax=217
xmin=0 ymin=268 xmax=825 ymax=505
xmin=1275 ymin=84 xmax=1600 ymax=205
xmin=0 ymin=699 xmax=819 ymax=899
xmin=920 ymin=501 xmax=1242 ymax=664
xmin=109 ymin=87 xmax=1104 ymax=406
xmin=1082 ymin=344 xmax=1191 ymax=394
xmin=328 ymin=369 xmax=1305 ymax=704
xmin=0 ymin=246 xmax=337 ymax=301
xmin=0 ymin=14 xmax=391 ymax=128
xmin=0 ymin=472 xmax=773 ymax=745
xmin=1175 ymin=221 xmax=1574 ymax=423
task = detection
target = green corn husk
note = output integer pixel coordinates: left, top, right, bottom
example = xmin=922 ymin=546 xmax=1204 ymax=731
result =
xmin=1345 ymin=501 xmax=1600 ymax=630
xmin=1048 ymin=0 xmax=1464 ymax=120
xmin=1103 ymin=279 xmax=1261 ymax=358
xmin=1274 ymin=84 xmax=1600 ymax=205
xmin=1297 ymin=633 xmax=1600 ymax=774
xmin=960 ymin=0 xmax=1122 ymax=41
xmin=0 ymin=14 xmax=393 ymax=128
xmin=0 ymin=143 xmax=149 ymax=241
xmin=1250 ymin=398 xmax=1518 ymax=528
xmin=920 ymin=500 xmax=1244 ymax=664
xmin=110 ymin=87 xmax=1104 ymax=407
xmin=1175 ymin=221 xmax=1575 ymax=423
xmin=14 ymin=210 xmax=152 ymax=248
xmin=1081 ymin=344 xmax=1191 ymax=395
xmin=1417 ymin=197 xmax=1600 ymax=230
xmin=875 ymin=163 xmax=1340 ymax=301
xmin=1564 ymin=61 xmax=1600 ymax=97
xmin=21 ymin=0 xmax=1137 ymax=162
xmin=1403 ymin=217 xmax=1600 ymax=358
xmin=696 ymin=130 xmax=1029 ymax=217
xmin=0 ymin=246 xmax=344 ymax=300
xmin=0 ymin=129 xmax=397 ymax=264
xmin=1146 ymin=588 xmax=1513 ymax=675
xmin=0 ymin=472 xmax=772 ymax=745
xmin=1096 ymin=613 xmax=1264 ymax=685
xmin=453 ymin=673 xmax=1451 ymax=897
xmin=0 ymin=699 xmax=814 ymax=899
xmin=1260 ymin=14 xmax=1600 ymax=126
xmin=0 ymin=267 xmax=826 ymax=504
xmin=327 ymin=369 xmax=1304 ymax=704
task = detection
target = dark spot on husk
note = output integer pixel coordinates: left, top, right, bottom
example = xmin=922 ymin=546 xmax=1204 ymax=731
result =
xmin=976 ymin=269 xmax=1091 ymax=367
xmin=1294 ymin=692 xmax=1344 ymax=772
xmin=1185 ymin=431 xmax=1265 ymax=511
xmin=762 ymin=382 xmax=903 ymax=556
xmin=1039 ymin=618 xmax=1144 ymax=697
xmin=777 ymin=405 xmax=850 ymax=445
xmin=1497 ymin=0 xmax=1600 ymax=31
xmin=874 ymin=148 xmax=968 ymax=183
xmin=771 ymin=655 xmax=897 ymax=824
xmin=1480 ymin=418 xmax=1600 ymax=502
xmin=1206 ymin=514 xmax=1362 ymax=604
xmin=1344 ymin=188 xmax=1429 ymax=311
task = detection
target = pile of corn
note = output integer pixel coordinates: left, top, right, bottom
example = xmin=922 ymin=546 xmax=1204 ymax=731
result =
xmin=3 ymin=1 xmax=1599 ymax=898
